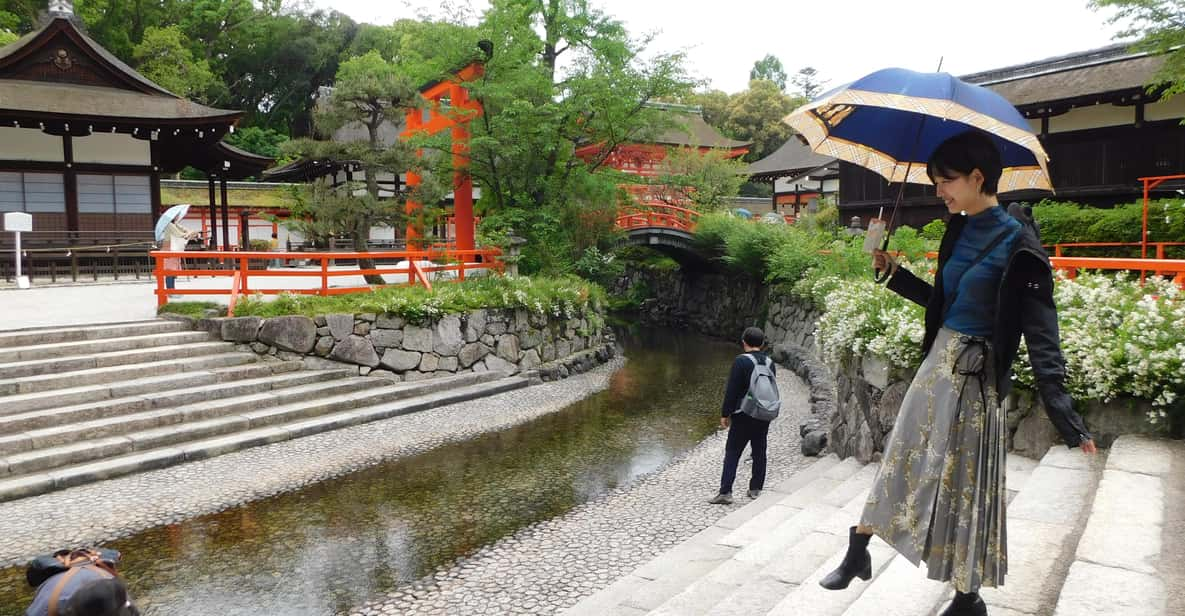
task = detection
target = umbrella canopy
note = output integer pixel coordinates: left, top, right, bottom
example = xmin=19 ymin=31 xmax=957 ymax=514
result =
xmin=783 ymin=68 xmax=1051 ymax=192
xmin=155 ymin=204 xmax=191 ymax=242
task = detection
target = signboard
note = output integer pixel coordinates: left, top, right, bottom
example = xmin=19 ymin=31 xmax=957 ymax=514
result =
xmin=3 ymin=212 xmax=32 ymax=232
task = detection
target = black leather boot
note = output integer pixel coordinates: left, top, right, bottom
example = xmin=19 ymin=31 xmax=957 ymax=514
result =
xmin=819 ymin=526 xmax=872 ymax=590
xmin=939 ymin=591 xmax=987 ymax=616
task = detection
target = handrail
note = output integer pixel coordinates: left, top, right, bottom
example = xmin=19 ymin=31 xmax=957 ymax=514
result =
xmin=152 ymin=247 xmax=503 ymax=308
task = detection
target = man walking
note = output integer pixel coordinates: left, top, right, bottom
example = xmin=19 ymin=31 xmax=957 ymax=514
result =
xmin=710 ymin=326 xmax=779 ymax=505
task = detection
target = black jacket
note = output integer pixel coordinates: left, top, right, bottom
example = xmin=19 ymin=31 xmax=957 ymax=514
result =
xmin=886 ymin=205 xmax=1092 ymax=448
xmin=721 ymin=352 xmax=775 ymax=417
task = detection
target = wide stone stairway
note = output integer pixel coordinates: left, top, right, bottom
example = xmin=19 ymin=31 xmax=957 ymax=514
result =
xmin=566 ymin=436 xmax=1183 ymax=616
xmin=0 ymin=319 xmax=527 ymax=503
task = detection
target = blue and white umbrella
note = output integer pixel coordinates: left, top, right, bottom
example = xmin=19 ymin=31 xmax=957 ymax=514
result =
xmin=155 ymin=204 xmax=191 ymax=242
xmin=784 ymin=68 xmax=1051 ymax=192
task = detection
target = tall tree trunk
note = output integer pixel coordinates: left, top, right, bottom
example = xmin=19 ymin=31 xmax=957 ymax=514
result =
xmin=358 ymin=117 xmax=383 ymax=284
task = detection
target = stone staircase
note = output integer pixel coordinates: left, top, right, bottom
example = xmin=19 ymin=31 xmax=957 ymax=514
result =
xmin=566 ymin=436 xmax=1183 ymax=616
xmin=0 ymin=319 xmax=529 ymax=502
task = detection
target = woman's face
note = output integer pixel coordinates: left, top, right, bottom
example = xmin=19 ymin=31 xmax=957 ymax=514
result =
xmin=933 ymin=169 xmax=982 ymax=215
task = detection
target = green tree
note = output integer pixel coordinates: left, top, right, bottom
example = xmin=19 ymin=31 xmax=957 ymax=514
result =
xmin=721 ymin=79 xmax=803 ymax=161
xmin=791 ymin=66 xmax=827 ymax=99
xmin=750 ymin=54 xmax=787 ymax=90
xmin=131 ymin=25 xmax=221 ymax=101
xmin=224 ymin=126 xmax=290 ymax=159
xmin=1091 ymin=0 xmax=1185 ymax=100
xmin=651 ymin=147 xmax=747 ymax=212
xmin=467 ymin=0 xmax=695 ymax=274
xmin=283 ymin=50 xmax=446 ymax=283
xmin=0 ymin=28 xmax=16 ymax=46
xmin=687 ymin=88 xmax=732 ymax=128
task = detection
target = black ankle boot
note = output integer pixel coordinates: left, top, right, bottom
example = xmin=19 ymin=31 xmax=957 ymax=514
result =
xmin=819 ymin=526 xmax=872 ymax=590
xmin=939 ymin=591 xmax=987 ymax=616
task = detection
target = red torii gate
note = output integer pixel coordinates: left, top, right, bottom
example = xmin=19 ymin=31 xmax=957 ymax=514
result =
xmin=401 ymin=62 xmax=484 ymax=251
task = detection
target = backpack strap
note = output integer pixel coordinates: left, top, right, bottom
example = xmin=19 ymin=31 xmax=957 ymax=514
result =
xmin=742 ymin=353 xmax=765 ymax=367
xmin=47 ymin=563 xmax=112 ymax=616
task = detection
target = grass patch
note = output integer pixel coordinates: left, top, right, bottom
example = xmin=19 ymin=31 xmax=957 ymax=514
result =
xmin=232 ymin=275 xmax=606 ymax=323
xmin=158 ymin=301 xmax=226 ymax=318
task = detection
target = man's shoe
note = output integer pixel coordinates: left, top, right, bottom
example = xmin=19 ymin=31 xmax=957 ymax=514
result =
xmin=708 ymin=492 xmax=733 ymax=505
xmin=747 ymin=489 xmax=762 ymax=499
xmin=938 ymin=591 xmax=987 ymax=616
xmin=819 ymin=526 xmax=873 ymax=590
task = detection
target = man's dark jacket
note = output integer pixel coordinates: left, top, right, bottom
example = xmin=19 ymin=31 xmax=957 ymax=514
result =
xmin=885 ymin=204 xmax=1091 ymax=448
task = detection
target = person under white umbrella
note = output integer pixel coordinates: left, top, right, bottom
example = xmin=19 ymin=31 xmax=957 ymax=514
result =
xmin=155 ymin=204 xmax=198 ymax=297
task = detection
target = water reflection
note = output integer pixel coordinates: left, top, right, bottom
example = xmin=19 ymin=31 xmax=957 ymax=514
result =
xmin=0 ymin=327 xmax=739 ymax=615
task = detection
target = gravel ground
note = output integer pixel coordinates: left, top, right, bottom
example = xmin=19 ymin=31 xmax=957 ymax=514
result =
xmin=348 ymin=368 xmax=813 ymax=616
xmin=0 ymin=360 xmax=626 ymax=567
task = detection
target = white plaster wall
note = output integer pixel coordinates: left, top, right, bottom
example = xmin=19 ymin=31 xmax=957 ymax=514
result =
xmin=72 ymin=133 xmax=151 ymax=165
xmin=1145 ymin=96 xmax=1185 ymax=122
xmin=0 ymin=127 xmax=64 ymax=162
xmin=1049 ymin=104 xmax=1133 ymax=133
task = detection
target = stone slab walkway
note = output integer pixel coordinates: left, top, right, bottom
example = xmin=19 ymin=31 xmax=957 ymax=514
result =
xmin=348 ymin=369 xmax=813 ymax=615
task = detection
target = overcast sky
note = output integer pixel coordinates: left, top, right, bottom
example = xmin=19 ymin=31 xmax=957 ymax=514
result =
xmin=310 ymin=0 xmax=1129 ymax=94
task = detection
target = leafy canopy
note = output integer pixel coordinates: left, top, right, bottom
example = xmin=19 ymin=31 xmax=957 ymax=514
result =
xmin=1091 ymin=0 xmax=1185 ymax=100
xmin=750 ymin=54 xmax=788 ymax=91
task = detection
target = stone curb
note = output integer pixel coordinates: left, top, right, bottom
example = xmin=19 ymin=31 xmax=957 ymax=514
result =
xmin=769 ymin=342 xmax=834 ymax=457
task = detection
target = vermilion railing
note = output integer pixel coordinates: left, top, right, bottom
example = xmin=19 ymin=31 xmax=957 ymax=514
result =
xmin=152 ymin=248 xmax=504 ymax=316
xmin=615 ymin=204 xmax=701 ymax=232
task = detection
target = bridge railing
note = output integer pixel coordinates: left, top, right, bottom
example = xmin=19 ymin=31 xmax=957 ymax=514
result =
xmin=615 ymin=204 xmax=701 ymax=232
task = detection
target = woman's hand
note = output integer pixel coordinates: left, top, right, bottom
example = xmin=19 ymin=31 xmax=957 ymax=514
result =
xmin=872 ymin=249 xmax=898 ymax=277
xmin=1081 ymin=439 xmax=1098 ymax=455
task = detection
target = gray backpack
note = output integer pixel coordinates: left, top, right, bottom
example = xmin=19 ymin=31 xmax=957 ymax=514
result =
xmin=739 ymin=354 xmax=781 ymax=421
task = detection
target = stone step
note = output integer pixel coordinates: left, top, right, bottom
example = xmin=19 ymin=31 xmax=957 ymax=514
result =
xmin=1052 ymin=436 xmax=1176 ymax=616
xmin=564 ymin=455 xmax=845 ymax=616
xmin=0 ymin=350 xmax=259 ymax=396
xmin=0 ymin=369 xmax=358 ymax=453
xmin=0 ymin=340 xmax=236 ymax=379
xmin=642 ymin=461 xmax=874 ymax=616
xmin=0 ymin=320 xmax=189 ymax=348
xmin=0 ymin=330 xmax=214 ymax=364
xmin=0 ymin=374 xmax=528 ymax=502
xmin=0 ymin=371 xmax=512 ymax=479
xmin=0 ymin=361 xmax=292 ymax=415
xmin=979 ymin=446 xmax=1103 ymax=616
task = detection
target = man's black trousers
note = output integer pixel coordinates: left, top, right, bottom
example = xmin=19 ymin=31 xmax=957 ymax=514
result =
xmin=719 ymin=412 xmax=770 ymax=494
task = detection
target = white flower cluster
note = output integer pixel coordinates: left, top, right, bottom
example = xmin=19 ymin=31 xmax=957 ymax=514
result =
xmin=811 ymin=270 xmax=1184 ymax=416
xmin=813 ymin=275 xmax=925 ymax=371
xmin=1013 ymin=272 xmax=1185 ymax=414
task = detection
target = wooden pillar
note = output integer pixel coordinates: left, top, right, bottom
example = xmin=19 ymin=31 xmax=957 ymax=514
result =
xmin=207 ymin=175 xmax=218 ymax=249
xmin=239 ymin=209 xmax=249 ymax=249
xmin=220 ymin=176 xmax=231 ymax=250
xmin=149 ymin=141 xmax=162 ymax=223
xmin=451 ymin=122 xmax=474 ymax=252
xmin=62 ymin=134 xmax=78 ymax=235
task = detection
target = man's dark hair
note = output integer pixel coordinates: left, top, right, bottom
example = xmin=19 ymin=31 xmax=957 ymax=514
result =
xmin=62 ymin=578 xmax=138 ymax=616
xmin=742 ymin=327 xmax=765 ymax=348
xmin=926 ymin=130 xmax=1003 ymax=196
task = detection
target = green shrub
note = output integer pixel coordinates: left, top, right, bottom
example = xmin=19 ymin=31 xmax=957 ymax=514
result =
xmin=573 ymin=246 xmax=625 ymax=287
xmin=921 ymin=218 xmax=946 ymax=241
xmin=158 ymin=301 xmax=225 ymax=318
xmin=233 ymin=275 xmax=605 ymax=323
xmin=887 ymin=225 xmax=931 ymax=260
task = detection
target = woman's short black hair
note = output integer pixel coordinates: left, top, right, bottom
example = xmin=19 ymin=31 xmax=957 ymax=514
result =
xmin=926 ymin=130 xmax=1003 ymax=196
xmin=742 ymin=327 xmax=765 ymax=348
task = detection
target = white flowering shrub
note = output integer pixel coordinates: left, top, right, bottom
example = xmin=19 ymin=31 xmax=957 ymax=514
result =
xmin=813 ymin=274 xmax=926 ymax=371
xmin=811 ymin=267 xmax=1185 ymax=421
xmin=1013 ymin=272 xmax=1185 ymax=419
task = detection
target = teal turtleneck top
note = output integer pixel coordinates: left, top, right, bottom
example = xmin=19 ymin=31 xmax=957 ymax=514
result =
xmin=941 ymin=205 xmax=1022 ymax=336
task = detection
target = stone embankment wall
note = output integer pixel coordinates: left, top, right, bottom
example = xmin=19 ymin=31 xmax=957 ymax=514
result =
xmin=191 ymin=308 xmax=615 ymax=383
xmin=619 ymin=265 xmax=1169 ymax=462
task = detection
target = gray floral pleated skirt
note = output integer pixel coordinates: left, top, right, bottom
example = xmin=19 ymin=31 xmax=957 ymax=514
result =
xmin=859 ymin=327 xmax=1007 ymax=593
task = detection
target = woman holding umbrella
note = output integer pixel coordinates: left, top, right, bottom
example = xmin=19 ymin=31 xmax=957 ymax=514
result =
xmin=155 ymin=204 xmax=197 ymax=295
xmin=785 ymin=71 xmax=1096 ymax=616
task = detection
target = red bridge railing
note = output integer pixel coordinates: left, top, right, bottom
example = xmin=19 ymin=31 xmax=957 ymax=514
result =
xmin=615 ymin=204 xmax=701 ymax=232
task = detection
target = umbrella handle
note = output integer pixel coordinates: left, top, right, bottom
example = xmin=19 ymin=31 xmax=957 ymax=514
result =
xmin=872 ymin=234 xmax=892 ymax=284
